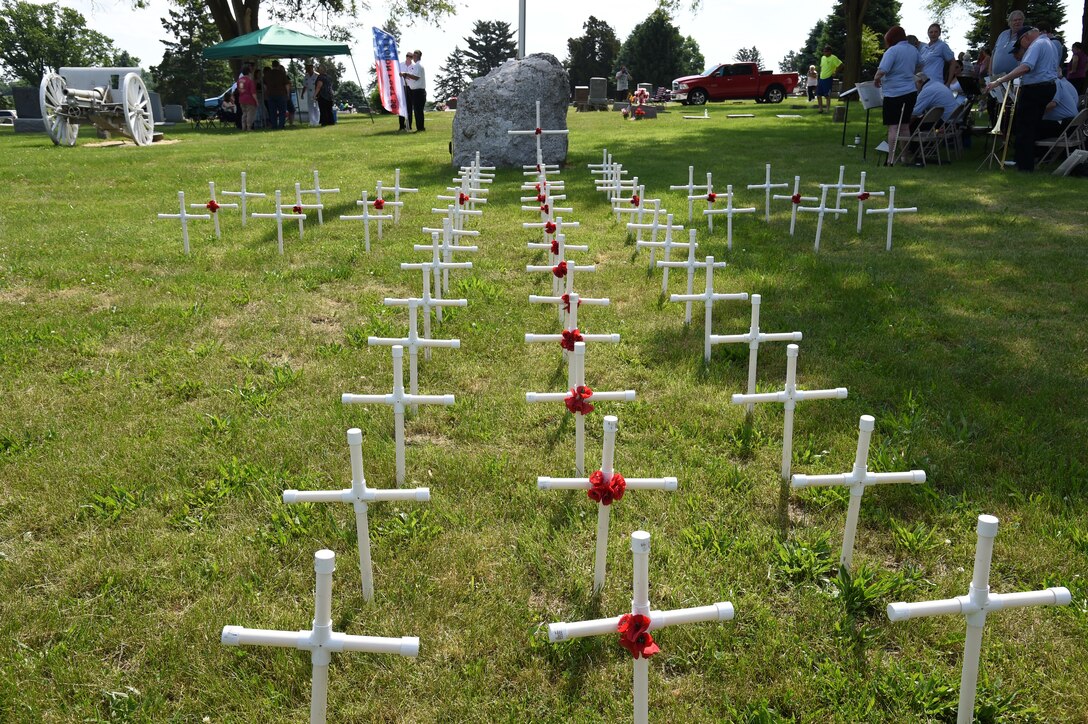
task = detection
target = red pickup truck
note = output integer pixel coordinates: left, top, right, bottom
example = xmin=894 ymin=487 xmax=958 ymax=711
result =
xmin=672 ymin=62 xmax=799 ymax=105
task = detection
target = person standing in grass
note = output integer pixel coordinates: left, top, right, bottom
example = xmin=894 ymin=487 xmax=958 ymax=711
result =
xmin=806 ymin=65 xmax=818 ymax=101
xmin=816 ymin=46 xmax=842 ymax=113
xmin=874 ymin=26 xmax=921 ymax=165
xmin=920 ymin=23 xmax=955 ymax=92
xmin=303 ymin=62 xmax=320 ymax=126
xmin=616 ymin=65 xmax=630 ymax=102
xmin=314 ymin=65 xmax=335 ymax=126
xmin=237 ymin=65 xmax=258 ymax=132
xmin=986 ymin=26 xmax=1059 ymax=172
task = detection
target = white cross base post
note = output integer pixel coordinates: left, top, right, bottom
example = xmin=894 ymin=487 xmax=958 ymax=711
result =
xmin=401 ymin=254 xmax=472 ymax=325
xmin=220 ymin=171 xmax=266 ymax=227
xmin=710 ymin=294 xmax=803 ymax=411
xmin=289 ymin=182 xmax=324 ymax=237
xmin=792 ymin=415 xmax=926 ymax=568
xmin=300 ymin=170 xmax=339 ymax=225
xmin=548 ymin=532 xmax=734 ymax=724
xmin=852 ymin=171 xmax=885 ymax=233
xmin=189 ymin=181 xmax=236 ymax=238
xmin=688 ymin=173 xmax=716 ymax=231
xmin=526 ymin=341 xmax=636 ymax=475
xmin=283 ymin=429 xmax=429 ymax=600
xmin=629 ymin=212 xmax=686 ymax=275
xmin=341 ymin=345 xmax=455 ymax=487
xmin=731 ymin=344 xmax=848 ymax=480
xmin=865 ymin=186 xmax=917 ymax=251
xmin=526 ymin=292 xmax=620 ymax=359
xmin=746 ymin=163 xmax=789 ymax=222
xmin=670 ymin=165 xmax=709 ymax=222
xmin=887 ymin=514 xmax=1071 ymax=724
xmin=669 ymin=255 xmax=748 ymax=362
xmin=772 ymin=176 xmax=817 ymax=237
xmin=704 ymin=184 xmax=756 ymax=250
xmin=657 ymin=231 xmax=719 ymax=324
xmin=251 ymin=190 xmax=306 ymax=255
xmin=158 ymin=191 xmax=210 ymax=255
xmin=797 ymin=185 xmax=848 ymax=252
xmin=538 ymin=416 xmax=677 ymax=592
xmin=339 ymin=191 xmax=393 ymax=252
xmin=220 ymin=549 xmax=419 ymax=724
xmin=378 ymin=168 xmax=418 ymax=223
xmin=368 ymin=298 xmax=464 ymax=413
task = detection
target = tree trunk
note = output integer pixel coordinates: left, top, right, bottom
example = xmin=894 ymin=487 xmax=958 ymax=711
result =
xmin=1082 ymin=0 xmax=1087 ymax=49
xmin=842 ymin=0 xmax=869 ymax=91
xmin=205 ymin=0 xmax=260 ymax=78
xmin=989 ymin=0 xmax=1008 ymax=52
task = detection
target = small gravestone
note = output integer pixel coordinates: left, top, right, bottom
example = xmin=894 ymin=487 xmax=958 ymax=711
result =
xmin=451 ymin=53 xmax=569 ymax=168
xmin=589 ymin=77 xmax=609 ymax=108
xmin=13 ymin=87 xmax=40 ymax=118
xmin=163 ymin=105 xmax=185 ymax=123
xmin=148 ymin=91 xmax=164 ymax=124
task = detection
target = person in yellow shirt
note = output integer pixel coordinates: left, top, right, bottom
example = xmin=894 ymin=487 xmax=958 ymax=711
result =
xmin=817 ymin=45 xmax=843 ymax=113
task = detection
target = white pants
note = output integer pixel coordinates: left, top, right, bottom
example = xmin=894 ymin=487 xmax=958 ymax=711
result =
xmin=308 ymin=96 xmax=320 ymax=126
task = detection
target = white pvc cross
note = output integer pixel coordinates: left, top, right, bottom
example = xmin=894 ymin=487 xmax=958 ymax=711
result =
xmin=299 ymin=170 xmax=339 ymax=225
xmin=377 ymin=169 xmax=418 ymax=223
xmin=628 ymin=211 xmax=686 ymax=271
xmin=538 ymin=416 xmax=677 ymax=592
xmin=341 ymin=345 xmax=455 ymax=487
xmin=526 ymin=291 xmax=619 ymax=356
xmin=825 ymin=165 xmax=851 ymax=212
xmin=887 ymin=514 xmax=1071 ymax=724
xmin=529 ymin=282 xmax=609 ymax=326
xmin=529 ymin=243 xmax=593 ymax=320
xmin=526 ymin=341 xmax=635 ymax=475
xmin=508 ymin=99 xmax=569 ymax=164
xmin=852 ymin=171 xmax=885 ymax=233
xmin=865 ymin=186 xmax=917 ymax=251
xmin=251 ymin=190 xmax=305 ymax=255
xmin=158 ymin=190 xmax=209 ymax=255
xmin=221 ymin=549 xmax=419 ymax=724
xmin=283 ymin=429 xmax=430 ymax=600
xmin=401 ymin=253 xmax=472 ymax=325
xmin=772 ymin=176 xmax=817 ymax=237
xmin=370 ymin=181 xmax=403 ymax=235
xmin=797 ymin=185 xmax=848 ymax=252
xmin=548 ymin=531 xmax=734 ymax=724
xmin=791 ymin=415 xmax=926 ymax=568
xmin=220 ymin=171 xmax=265 ymax=227
xmin=189 ymin=181 xmax=236 ymax=238
xmin=731 ymin=344 xmax=848 ymax=480
xmin=670 ymin=165 xmax=709 ymax=222
xmin=657 ymin=231 xmax=721 ymax=324
xmin=288 ymin=182 xmax=323 ymax=237
xmin=416 ymin=225 xmax=478 ymax=294
xmin=710 ymin=294 xmax=803 ymax=411
xmin=669 ymin=255 xmax=748 ymax=362
xmin=433 ymin=200 xmax=484 ymax=234
xmin=703 ymin=184 xmax=755 ymax=250
xmin=688 ymin=173 xmax=716 ymax=230
xmin=340 ymin=190 xmax=393 ymax=252
xmin=746 ymin=163 xmax=789 ymax=222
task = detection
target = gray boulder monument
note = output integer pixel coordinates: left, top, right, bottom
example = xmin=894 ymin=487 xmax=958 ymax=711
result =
xmin=451 ymin=53 xmax=569 ymax=169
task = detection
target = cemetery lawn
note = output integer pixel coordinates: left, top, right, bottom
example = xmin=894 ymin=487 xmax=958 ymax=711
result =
xmin=0 ymin=106 xmax=1086 ymax=723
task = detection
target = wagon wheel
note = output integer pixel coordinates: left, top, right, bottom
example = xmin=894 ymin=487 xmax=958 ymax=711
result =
xmin=39 ymin=72 xmax=78 ymax=146
xmin=122 ymin=73 xmax=154 ymax=146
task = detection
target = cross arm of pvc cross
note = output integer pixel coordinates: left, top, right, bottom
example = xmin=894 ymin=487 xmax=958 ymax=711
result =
xmin=887 ymin=587 xmax=1071 ymax=622
xmin=537 ymin=476 xmax=678 ymax=491
xmin=670 ymin=292 xmax=749 ymax=303
xmin=402 ymin=261 xmax=473 ymax=273
xmin=526 ymin=390 xmax=636 ymax=403
xmin=548 ymin=603 xmax=734 ymax=642
xmin=528 ymin=295 xmax=609 ymax=306
xmin=413 ymin=243 xmax=480 ymax=253
xmin=712 ymin=330 xmax=802 ymax=345
xmin=792 ymin=470 xmax=925 ymax=489
xmin=221 ymin=626 xmax=419 ymax=656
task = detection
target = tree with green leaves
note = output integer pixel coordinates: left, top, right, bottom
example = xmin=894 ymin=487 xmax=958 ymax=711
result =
xmin=734 ymin=46 xmax=765 ymax=68
xmin=957 ymin=0 xmax=1067 ymax=53
xmin=780 ymin=50 xmax=802 ymax=73
xmin=616 ymin=9 xmax=703 ymax=90
xmin=0 ymin=0 xmax=133 ymax=86
xmin=151 ymin=0 xmax=233 ymax=105
xmin=795 ymin=0 xmax=901 ymax=88
xmin=434 ymin=46 xmax=471 ymax=102
xmin=463 ymin=19 xmax=518 ymax=77
xmin=564 ymin=16 xmax=621 ymax=90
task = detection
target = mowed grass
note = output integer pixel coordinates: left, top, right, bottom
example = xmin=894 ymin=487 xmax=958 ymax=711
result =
xmin=0 ymin=101 xmax=1086 ymax=722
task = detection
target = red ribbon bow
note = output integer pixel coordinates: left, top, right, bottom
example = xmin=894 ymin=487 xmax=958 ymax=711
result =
xmin=550 ymin=239 xmax=559 ymax=255
xmin=537 ymin=193 xmax=547 ymax=203
xmin=707 ymin=193 xmax=717 ymax=203
xmin=588 ymin=470 xmax=626 ymax=505
xmin=564 ymin=385 xmax=594 ymax=415
xmin=540 ymin=203 xmax=550 ymax=214
xmin=535 ymin=127 xmax=542 ymax=135
xmin=560 ymin=328 xmax=584 ymax=351
xmin=374 ymin=198 xmax=385 ymax=210
xmin=630 ymin=195 xmax=640 ymax=206
xmin=535 ymin=183 xmax=542 ymax=192
xmin=617 ymin=614 xmax=659 ymax=659
xmin=552 ymin=260 xmax=568 ymax=278
xmin=857 ymin=192 xmax=870 ymax=201
xmin=561 ymin=293 xmax=582 ymax=312
xmin=545 ymin=221 xmax=557 ymax=235
xmin=791 ymin=193 xmax=802 ymax=204
xmin=206 ymin=200 xmax=220 ymax=212
xmin=458 ymin=193 xmax=469 ymax=205
xmin=292 ymin=205 xmax=303 ymax=214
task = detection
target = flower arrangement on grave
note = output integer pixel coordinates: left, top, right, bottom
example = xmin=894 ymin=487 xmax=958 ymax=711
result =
xmin=629 ymin=88 xmax=651 ymax=121
xmin=588 ymin=469 xmax=626 ymax=505
xmin=560 ymin=328 xmax=584 ymax=351
xmin=634 ymin=107 xmax=646 ymax=119
xmin=564 ymin=385 xmax=594 ymax=414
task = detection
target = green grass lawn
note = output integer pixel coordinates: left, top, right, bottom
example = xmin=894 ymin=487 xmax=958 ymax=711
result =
xmin=0 ymin=103 xmax=1085 ymax=722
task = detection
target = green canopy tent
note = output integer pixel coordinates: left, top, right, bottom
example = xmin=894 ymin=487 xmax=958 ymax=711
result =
xmin=203 ymin=25 xmax=372 ymax=121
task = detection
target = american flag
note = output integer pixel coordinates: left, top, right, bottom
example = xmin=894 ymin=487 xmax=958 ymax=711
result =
xmin=372 ymin=26 xmax=407 ymax=118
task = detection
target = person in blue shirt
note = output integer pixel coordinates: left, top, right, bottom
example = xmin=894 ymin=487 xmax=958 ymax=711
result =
xmin=874 ymin=26 xmax=921 ymax=165
xmin=920 ymin=24 xmax=955 ymax=88
xmin=988 ymin=10 xmax=1026 ymax=126
xmin=1039 ymin=77 xmax=1079 ymax=138
xmin=912 ymin=73 xmax=957 ymax=127
xmin=985 ymin=26 xmax=1059 ymax=171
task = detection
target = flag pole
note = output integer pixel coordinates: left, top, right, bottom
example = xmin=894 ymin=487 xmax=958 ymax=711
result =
xmin=348 ymin=53 xmax=376 ymax=123
xmin=518 ymin=0 xmax=526 ymax=59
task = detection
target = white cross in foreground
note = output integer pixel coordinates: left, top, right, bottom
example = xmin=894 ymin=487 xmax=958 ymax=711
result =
xmin=299 ymin=170 xmax=339 ymax=224
xmin=341 ymin=345 xmax=455 ymax=487
xmin=791 ymin=415 xmax=926 ymax=568
xmin=710 ymin=294 xmax=802 ymax=411
xmin=158 ymin=190 xmax=209 ymax=255
xmin=746 ymin=163 xmax=789 ymax=222
xmin=797 ymin=185 xmax=848 ymax=252
xmin=538 ymin=415 xmax=677 ymax=591
xmin=865 ymin=186 xmax=917 ymax=251
xmin=731 ymin=344 xmax=848 ymax=480
xmin=250 ymin=190 xmax=305 ymax=255
xmin=669 ymin=165 xmax=709 ymax=222
xmin=703 ymin=184 xmax=756 ymax=250
xmin=548 ymin=531 xmax=734 ymax=724
xmin=221 ymin=549 xmax=419 ymax=724
xmin=852 ymin=170 xmax=885 ymax=233
xmin=772 ymin=176 xmax=817 ymax=237
xmin=887 ymin=514 xmax=1071 ymax=724
xmin=377 ymin=168 xmax=418 ymax=223
xmin=288 ymin=182 xmax=324 ymax=237
xmin=668 ymin=255 xmax=748 ymax=362
xmin=283 ymin=428 xmax=430 ymax=600
xmin=220 ymin=171 xmax=265 ymax=227
xmin=189 ymin=181 xmax=236 ymax=238
xmin=339 ymin=190 xmax=393 ymax=252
